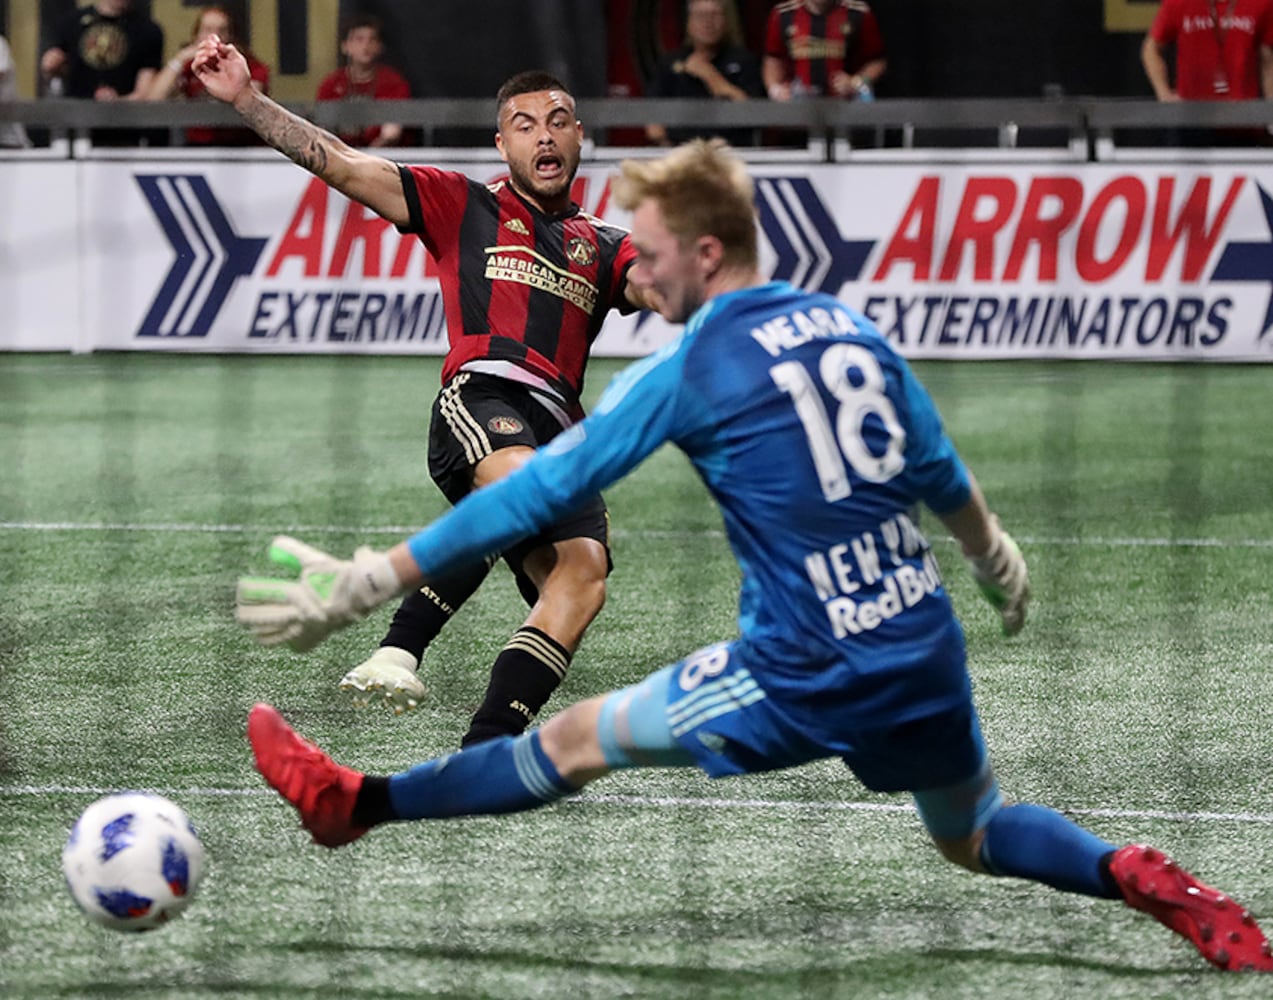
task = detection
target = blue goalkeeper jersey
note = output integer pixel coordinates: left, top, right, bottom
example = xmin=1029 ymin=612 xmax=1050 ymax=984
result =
xmin=407 ymin=281 xmax=976 ymax=738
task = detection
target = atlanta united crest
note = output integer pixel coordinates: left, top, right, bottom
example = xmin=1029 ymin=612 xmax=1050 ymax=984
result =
xmin=488 ymin=415 xmax=524 ymax=435
xmin=567 ymin=237 xmax=597 ymax=267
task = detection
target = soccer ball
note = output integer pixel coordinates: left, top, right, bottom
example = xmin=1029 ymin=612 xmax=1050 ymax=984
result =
xmin=62 ymin=792 xmax=205 ymax=932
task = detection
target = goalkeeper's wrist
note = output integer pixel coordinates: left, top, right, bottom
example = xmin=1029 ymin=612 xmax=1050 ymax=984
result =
xmin=967 ymin=529 xmax=1005 ymax=571
xmin=348 ymin=550 xmax=404 ymax=613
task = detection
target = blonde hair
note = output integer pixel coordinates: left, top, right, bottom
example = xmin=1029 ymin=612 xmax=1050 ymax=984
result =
xmin=614 ymin=139 xmax=757 ymax=270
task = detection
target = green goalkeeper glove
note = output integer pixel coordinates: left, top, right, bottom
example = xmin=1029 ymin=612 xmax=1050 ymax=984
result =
xmin=235 ymin=535 xmax=403 ymax=652
xmin=966 ymin=528 xmax=1029 ymax=636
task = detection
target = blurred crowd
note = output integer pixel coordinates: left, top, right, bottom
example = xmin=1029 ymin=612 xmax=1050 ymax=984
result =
xmin=25 ymin=0 xmax=412 ymax=147
xmin=2 ymin=0 xmax=1270 ymax=150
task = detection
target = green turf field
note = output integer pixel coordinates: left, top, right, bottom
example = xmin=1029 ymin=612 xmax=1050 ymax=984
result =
xmin=1 ymin=353 xmax=1271 ymax=999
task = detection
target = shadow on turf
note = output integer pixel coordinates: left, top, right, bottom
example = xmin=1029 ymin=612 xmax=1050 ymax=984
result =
xmin=28 ymin=940 xmax=1202 ymax=998
xmin=273 ymin=937 xmax=1190 ymax=986
xmin=37 ymin=986 xmax=400 ymax=999
xmin=923 ymin=947 xmax=1195 ymax=978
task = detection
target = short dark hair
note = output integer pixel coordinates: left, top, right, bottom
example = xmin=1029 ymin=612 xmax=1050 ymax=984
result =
xmin=341 ymin=12 xmax=383 ymax=40
xmin=495 ymin=71 xmax=573 ymax=118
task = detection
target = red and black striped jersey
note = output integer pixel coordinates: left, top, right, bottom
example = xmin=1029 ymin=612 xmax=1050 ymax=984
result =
xmin=765 ymin=0 xmax=885 ymax=96
xmin=398 ymin=164 xmax=636 ymax=414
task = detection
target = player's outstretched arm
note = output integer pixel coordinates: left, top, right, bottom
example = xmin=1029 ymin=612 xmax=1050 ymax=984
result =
xmin=936 ymin=475 xmax=1030 ymax=636
xmin=191 ymin=35 xmax=409 ymax=227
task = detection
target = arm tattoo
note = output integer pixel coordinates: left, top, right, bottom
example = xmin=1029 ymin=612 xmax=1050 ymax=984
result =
xmin=238 ymin=94 xmax=336 ymax=177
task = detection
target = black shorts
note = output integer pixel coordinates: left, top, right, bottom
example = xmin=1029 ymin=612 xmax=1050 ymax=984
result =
xmin=427 ymin=372 xmax=611 ymax=591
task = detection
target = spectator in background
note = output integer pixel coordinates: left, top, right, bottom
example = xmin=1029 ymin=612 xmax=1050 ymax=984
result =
xmin=41 ymin=0 xmax=162 ymax=103
xmin=645 ymin=0 xmax=763 ymax=147
xmin=0 ymin=34 xmax=32 ymax=149
xmin=316 ymin=13 xmax=411 ymax=148
xmin=147 ymin=5 xmax=269 ymax=146
xmin=763 ymin=0 xmax=886 ymax=102
xmin=1141 ymin=0 xmax=1273 ymax=104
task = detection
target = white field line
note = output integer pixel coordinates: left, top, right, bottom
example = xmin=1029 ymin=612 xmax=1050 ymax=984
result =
xmin=2 ymin=785 xmax=1271 ymax=827
xmin=0 ymin=520 xmax=1271 ymax=548
xmin=4 ymin=524 xmax=1269 ymax=824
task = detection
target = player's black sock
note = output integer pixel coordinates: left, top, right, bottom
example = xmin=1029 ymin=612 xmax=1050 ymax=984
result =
xmin=461 ymin=626 xmax=571 ymax=747
xmin=379 ymin=562 xmax=490 ymax=661
xmin=352 ymin=775 xmax=396 ymax=827
xmin=1097 ymin=850 xmax=1123 ymax=899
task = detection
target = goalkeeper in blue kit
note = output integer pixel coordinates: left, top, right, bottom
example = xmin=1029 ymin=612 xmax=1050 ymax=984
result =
xmin=237 ymin=140 xmax=1271 ymax=973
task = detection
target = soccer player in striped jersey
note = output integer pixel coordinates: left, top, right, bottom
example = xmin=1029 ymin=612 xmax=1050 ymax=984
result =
xmin=194 ymin=40 xmax=649 ymax=745
xmin=237 ymin=140 xmax=1272 ymax=973
xmin=763 ymin=0 xmax=886 ymax=102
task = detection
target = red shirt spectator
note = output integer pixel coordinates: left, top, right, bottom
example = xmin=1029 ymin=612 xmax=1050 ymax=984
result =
xmin=317 ymin=14 xmax=412 ymax=147
xmin=763 ymin=0 xmax=886 ymax=101
xmin=1143 ymin=0 xmax=1273 ymax=101
xmin=149 ymin=5 xmax=269 ymax=146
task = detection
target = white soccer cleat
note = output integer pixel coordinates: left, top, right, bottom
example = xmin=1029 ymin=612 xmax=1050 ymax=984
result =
xmin=338 ymin=647 xmax=426 ymax=714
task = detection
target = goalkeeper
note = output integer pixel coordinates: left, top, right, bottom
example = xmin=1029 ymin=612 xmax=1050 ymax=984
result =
xmin=238 ymin=140 xmax=1269 ymax=973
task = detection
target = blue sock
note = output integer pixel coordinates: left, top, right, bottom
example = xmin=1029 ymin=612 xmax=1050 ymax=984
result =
xmin=980 ymin=803 xmax=1120 ymax=898
xmin=386 ymin=732 xmax=574 ymax=820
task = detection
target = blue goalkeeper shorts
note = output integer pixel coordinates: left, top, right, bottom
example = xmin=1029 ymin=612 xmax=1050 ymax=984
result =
xmin=596 ymin=640 xmax=1003 ymax=840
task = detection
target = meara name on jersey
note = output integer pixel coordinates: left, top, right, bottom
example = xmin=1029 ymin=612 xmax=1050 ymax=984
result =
xmin=750 ymin=305 xmax=861 ymax=356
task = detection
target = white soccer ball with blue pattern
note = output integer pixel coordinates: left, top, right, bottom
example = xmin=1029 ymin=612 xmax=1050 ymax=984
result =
xmin=62 ymin=792 xmax=205 ymax=932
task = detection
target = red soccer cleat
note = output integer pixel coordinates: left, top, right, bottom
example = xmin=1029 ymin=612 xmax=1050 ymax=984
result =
xmin=247 ymin=703 xmax=368 ymax=848
xmin=1109 ymin=843 xmax=1273 ymax=972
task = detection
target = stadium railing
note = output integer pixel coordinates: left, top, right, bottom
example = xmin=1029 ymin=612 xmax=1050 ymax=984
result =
xmin=2 ymin=97 xmax=1273 ymax=161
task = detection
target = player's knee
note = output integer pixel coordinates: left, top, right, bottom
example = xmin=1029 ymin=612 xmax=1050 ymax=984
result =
xmin=568 ymin=572 xmax=606 ymax=621
xmin=536 ymin=570 xmax=606 ymax=625
xmin=538 ymin=697 xmax=609 ymax=784
xmin=930 ymin=831 xmax=987 ymax=874
xmin=540 ymin=542 xmax=608 ymax=618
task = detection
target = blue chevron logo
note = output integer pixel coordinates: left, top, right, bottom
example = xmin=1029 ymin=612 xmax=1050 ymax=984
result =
xmin=755 ymin=176 xmax=875 ymax=293
xmin=630 ymin=175 xmax=874 ymax=338
xmin=135 ymin=174 xmax=268 ymax=337
xmin=1210 ymin=181 xmax=1273 ymax=342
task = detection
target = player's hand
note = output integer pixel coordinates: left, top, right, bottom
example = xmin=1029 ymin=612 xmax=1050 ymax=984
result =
xmin=190 ymin=34 xmax=251 ymax=105
xmin=235 ymin=536 xmax=403 ymax=652
xmin=965 ymin=526 xmax=1029 ymax=636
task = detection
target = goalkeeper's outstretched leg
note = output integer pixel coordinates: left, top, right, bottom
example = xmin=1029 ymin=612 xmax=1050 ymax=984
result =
xmin=913 ymin=714 xmax=1273 ymax=973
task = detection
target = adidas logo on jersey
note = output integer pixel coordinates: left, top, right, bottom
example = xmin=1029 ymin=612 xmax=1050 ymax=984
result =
xmin=504 ymin=218 xmax=530 ymax=235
